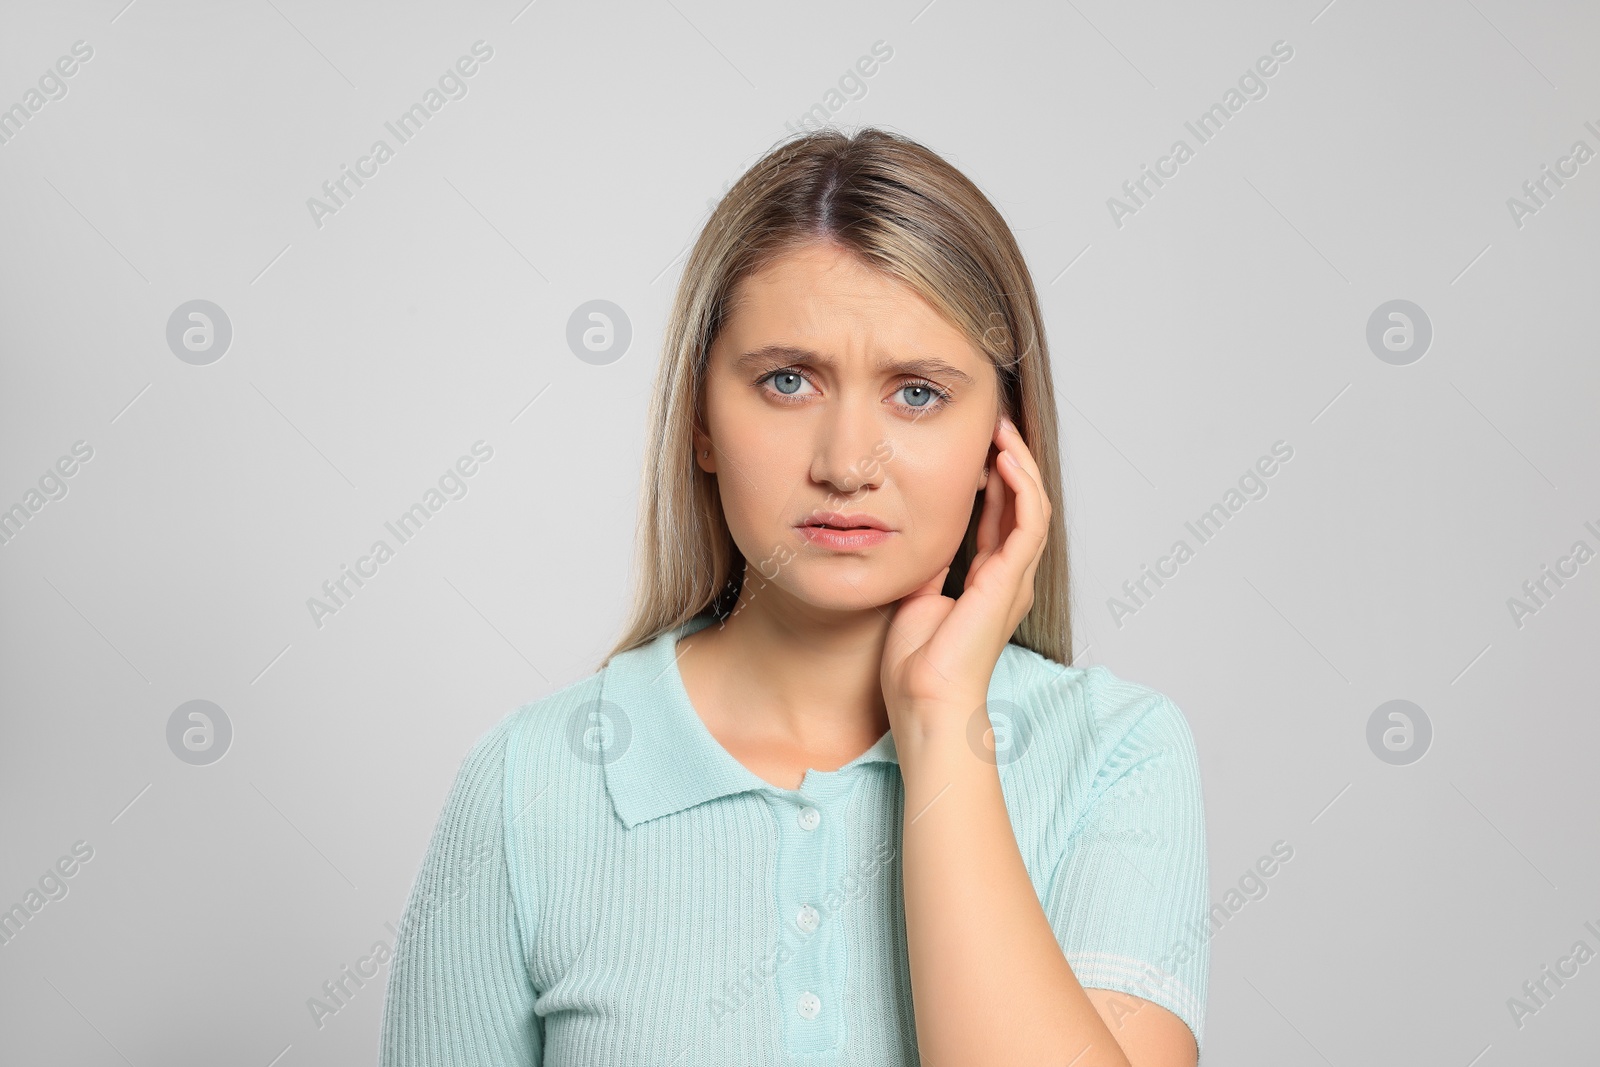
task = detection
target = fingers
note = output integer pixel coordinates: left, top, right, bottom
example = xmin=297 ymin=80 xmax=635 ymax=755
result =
xmin=967 ymin=425 xmax=1008 ymax=592
xmin=976 ymin=434 xmax=1005 ymax=557
xmin=992 ymin=417 xmax=1050 ymax=572
xmin=996 ymin=417 xmax=1048 ymax=513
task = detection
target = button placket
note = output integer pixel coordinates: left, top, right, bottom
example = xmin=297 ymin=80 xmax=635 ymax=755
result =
xmin=772 ymin=777 xmax=850 ymax=1054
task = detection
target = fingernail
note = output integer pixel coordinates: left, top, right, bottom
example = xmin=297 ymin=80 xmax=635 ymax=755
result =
xmin=1000 ymin=415 xmax=1016 ymax=432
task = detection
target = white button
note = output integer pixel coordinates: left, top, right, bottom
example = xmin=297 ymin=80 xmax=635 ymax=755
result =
xmin=796 ymin=903 xmax=819 ymax=933
xmin=797 ymin=805 xmax=820 ymax=831
xmin=797 ymin=991 xmax=822 ymax=1019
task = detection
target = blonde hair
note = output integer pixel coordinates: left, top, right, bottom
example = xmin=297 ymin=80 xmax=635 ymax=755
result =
xmin=601 ymin=127 xmax=1072 ymax=667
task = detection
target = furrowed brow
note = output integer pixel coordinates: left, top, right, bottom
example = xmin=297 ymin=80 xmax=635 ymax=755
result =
xmin=734 ymin=344 xmax=975 ymax=385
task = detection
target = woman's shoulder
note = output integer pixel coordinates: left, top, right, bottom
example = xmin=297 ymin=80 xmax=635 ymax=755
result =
xmin=431 ymin=668 xmax=603 ymax=788
xmin=480 ymin=668 xmax=612 ymax=771
xmin=995 ymin=643 xmax=1200 ymax=770
xmin=424 ymin=670 xmax=618 ymax=858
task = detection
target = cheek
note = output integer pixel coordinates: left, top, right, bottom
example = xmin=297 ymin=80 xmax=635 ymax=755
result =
xmin=715 ymin=423 xmax=806 ymax=537
xmin=893 ymin=449 xmax=982 ymax=550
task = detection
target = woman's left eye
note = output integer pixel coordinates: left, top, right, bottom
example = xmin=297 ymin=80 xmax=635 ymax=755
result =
xmin=895 ymin=380 xmax=953 ymax=411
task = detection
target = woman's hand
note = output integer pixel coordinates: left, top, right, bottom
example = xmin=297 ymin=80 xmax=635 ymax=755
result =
xmin=883 ymin=418 xmax=1136 ymax=1067
xmin=880 ymin=413 xmax=1052 ymax=734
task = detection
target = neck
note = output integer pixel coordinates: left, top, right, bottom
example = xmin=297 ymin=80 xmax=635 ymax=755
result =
xmin=682 ymin=578 xmax=893 ymax=751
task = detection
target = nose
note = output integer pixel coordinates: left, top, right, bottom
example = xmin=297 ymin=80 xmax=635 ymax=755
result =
xmin=808 ymin=399 xmax=887 ymax=496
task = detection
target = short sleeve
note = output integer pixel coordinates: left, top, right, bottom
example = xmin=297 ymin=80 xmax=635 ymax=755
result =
xmin=380 ymin=716 xmax=543 ymax=1066
xmin=1042 ymin=691 xmax=1210 ymax=1055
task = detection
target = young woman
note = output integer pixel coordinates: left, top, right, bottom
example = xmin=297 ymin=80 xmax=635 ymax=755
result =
xmin=380 ymin=128 xmax=1210 ymax=1067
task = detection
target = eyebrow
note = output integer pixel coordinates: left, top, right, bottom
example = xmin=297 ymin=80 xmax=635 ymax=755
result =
xmin=732 ymin=344 xmax=976 ymax=385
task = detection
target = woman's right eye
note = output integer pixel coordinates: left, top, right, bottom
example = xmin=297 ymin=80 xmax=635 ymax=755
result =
xmin=757 ymin=368 xmax=817 ymax=401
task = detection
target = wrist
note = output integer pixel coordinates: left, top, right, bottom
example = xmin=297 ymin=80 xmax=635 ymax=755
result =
xmin=891 ymin=703 xmax=1006 ymax=804
xmin=890 ymin=694 xmax=989 ymax=748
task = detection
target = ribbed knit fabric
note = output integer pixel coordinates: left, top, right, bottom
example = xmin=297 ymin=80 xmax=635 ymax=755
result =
xmin=380 ymin=613 xmax=1210 ymax=1065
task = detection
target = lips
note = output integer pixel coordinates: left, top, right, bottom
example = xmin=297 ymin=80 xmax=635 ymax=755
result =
xmin=799 ymin=510 xmax=891 ymax=532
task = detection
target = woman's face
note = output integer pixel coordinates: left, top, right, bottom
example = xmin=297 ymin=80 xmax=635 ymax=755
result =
xmin=696 ymin=240 xmax=1003 ymax=615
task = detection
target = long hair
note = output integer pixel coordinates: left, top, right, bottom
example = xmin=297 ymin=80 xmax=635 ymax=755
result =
xmin=601 ymin=126 xmax=1072 ymax=667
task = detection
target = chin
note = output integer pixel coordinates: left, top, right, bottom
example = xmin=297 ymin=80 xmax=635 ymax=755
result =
xmin=782 ymin=570 xmax=923 ymax=614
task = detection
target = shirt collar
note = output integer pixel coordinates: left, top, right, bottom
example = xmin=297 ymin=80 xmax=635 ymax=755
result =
xmin=600 ymin=613 xmax=901 ymax=830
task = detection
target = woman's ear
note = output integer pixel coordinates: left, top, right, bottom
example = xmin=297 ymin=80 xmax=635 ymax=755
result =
xmin=977 ymin=441 xmax=998 ymax=490
xmin=693 ymin=429 xmax=716 ymax=473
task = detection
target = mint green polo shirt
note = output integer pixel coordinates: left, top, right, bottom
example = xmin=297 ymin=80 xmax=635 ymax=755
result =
xmin=380 ymin=613 xmax=1210 ymax=1065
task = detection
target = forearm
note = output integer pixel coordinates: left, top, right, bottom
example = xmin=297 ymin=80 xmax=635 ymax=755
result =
xmin=895 ymin=710 xmax=1132 ymax=1067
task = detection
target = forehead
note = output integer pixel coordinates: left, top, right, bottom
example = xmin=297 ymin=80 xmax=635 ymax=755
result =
xmin=716 ymin=243 xmax=983 ymax=367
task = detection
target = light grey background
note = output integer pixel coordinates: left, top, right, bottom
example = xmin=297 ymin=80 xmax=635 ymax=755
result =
xmin=2 ymin=0 xmax=1596 ymax=1063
